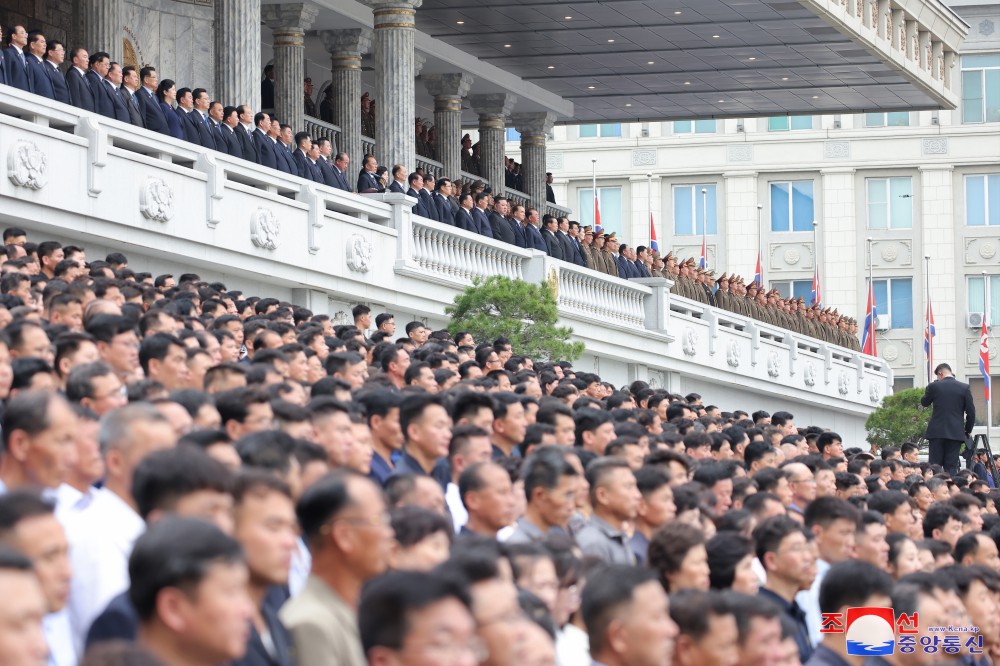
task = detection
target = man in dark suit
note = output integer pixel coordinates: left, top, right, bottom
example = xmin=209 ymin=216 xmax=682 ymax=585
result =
xmin=546 ymin=172 xmax=557 ymax=204
xmin=3 ymin=25 xmax=32 ymax=92
xmin=921 ymin=363 xmax=976 ymax=475
xmin=219 ymin=106 xmax=244 ymax=158
xmin=567 ymin=220 xmax=589 ymax=266
xmin=304 ymin=143 xmax=325 ymax=184
xmin=356 ymin=155 xmax=383 ymax=193
xmin=191 ymin=88 xmax=218 ymax=150
xmin=0 ymin=27 xmax=6 ymax=86
xmin=454 ymin=193 xmax=478 ymax=232
xmin=260 ymin=64 xmax=275 ymax=109
xmin=508 ymin=205 xmax=527 ymax=248
xmin=137 ymin=66 xmax=170 ymax=135
xmin=43 ymin=40 xmax=71 ymax=104
xmin=174 ymin=88 xmax=203 ymax=144
xmin=86 ymin=52 xmax=117 ymax=119
xmin=420 ymin=175 xmax=440 ymax=222
xmin=405 ymin=172 xmax=429 ymax=218
xmin=23 ymin=30 xmax=53 ymax=100
xmin=490 ymin=198 xmax=515 ymax=245
xmin=329 ymin=152 xmax=352 ymax=192
xmin=119 ymin=65 xmax=144 ymax=126
xmin=633 ymin=246 xmax=652 ymax=277
xmin=388 ymin=165 xmax=407 ymax=194
xmin=556 ymin=218 xmax=581 ymax=265
xmin=291 ymin=132 xmax=314 ymax=180
xmin=104 ymin=62 xmax=132 ymax=123
xmin=522 ymin=209 xmax=548 ymax=252
xmin=66 ymin=47 xmax=96 ymax=113
xmin=542 ymin=215 xmax=565 ymax=260
xmin=471 ymin=193 xmax=494 ymax=237
xmin=270 ymin=121 xmax=297 ymax=175
xmin=235 ymin=105 xmax=259 ymax=163
xmin=207 ymin=101 xmax=230 ymax=151
xmin=253 ymin=112 xmax=278 ymax=169
xmin=434 ymin=179 xmax=454 ymax=225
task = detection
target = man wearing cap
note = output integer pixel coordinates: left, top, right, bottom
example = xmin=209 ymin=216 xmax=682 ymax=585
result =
xmin=714 ymin=274 xmax=730 ymax=310
xmin=303 ymin=78 xmax=315 ymax=117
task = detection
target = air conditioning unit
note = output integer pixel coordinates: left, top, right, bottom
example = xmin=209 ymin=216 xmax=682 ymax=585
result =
xmin=875 ymin=315 xmax=891 ymax=330
xmin=968 ymin=312 xmax=985 ymax=328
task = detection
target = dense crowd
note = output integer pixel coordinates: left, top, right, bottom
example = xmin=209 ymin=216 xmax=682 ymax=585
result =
xmin=0 ymin=224 xmax=995 ymax=666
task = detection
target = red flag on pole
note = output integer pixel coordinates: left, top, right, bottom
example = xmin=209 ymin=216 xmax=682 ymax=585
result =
xmin=861 ymin=280 xmax=878 ymax=357
xmin=649 ymin=213 xmax=658 ymax=253
xmin=594 ymin=195 xmax=602 ymax=234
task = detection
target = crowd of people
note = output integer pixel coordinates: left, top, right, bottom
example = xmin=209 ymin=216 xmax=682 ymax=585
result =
xmin=0 ymin=222 xmax=995 ymax=666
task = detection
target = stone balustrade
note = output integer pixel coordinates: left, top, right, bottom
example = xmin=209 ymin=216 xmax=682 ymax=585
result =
xmin=361 ymin=134 xmax=376 ymax=159
xmin=303 ymin=117 xmax=341 ymax=153
xmin=0 ymin=86 xmax=890 ymax=441
xmin=415 ymin=154 xmax=444 ymax=178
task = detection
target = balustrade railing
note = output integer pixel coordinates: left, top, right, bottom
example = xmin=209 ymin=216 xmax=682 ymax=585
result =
xmin=361 ymin=135 xmax=376 ymax=159
xmin=416 ymin=155 xmax=445 ymax=178
xmin=556 ymin=264 xmax=648 ymax=330
xmin=409 ymin=218 xmax=528 ymax=284
xmin=304 ymin=117 xmax=341 ymax=152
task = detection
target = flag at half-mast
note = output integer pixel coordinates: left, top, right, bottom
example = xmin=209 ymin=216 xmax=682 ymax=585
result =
xmin=924 ymin=297 xmax=936 ymax=381
xmin=980 ymin=315 xmax=991 ymax=402
xmin=699 ymin=234 xmax=707 ymax=270
xmin=861 ymin=280 xmax=878 ymax=357
xmin=753 ymin=252 xmax=763 ymax=288
xmin=811 ymin=264 xmax=822 ymax=307
xmin=649 ymin=213 xmax=658 ymax=253
xmin=594 ymin=194 xmax=602 ymax=235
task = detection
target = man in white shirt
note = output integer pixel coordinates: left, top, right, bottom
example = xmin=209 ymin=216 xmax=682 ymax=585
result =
xmin=64 ymin=404 xmax=176 ymax=653
xmin=0 ymin=391 xmax=79 ymax=496
xmin=55 ymin=407 xmax=104 ymax=521
xmin=443 ymin=426 xmax=493 ymax=531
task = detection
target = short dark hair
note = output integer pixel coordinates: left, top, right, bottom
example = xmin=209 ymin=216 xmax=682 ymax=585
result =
xmin=648 ymin=522 xmax=705 ymax=591
xmin=522 ymin=446 xmax=577 ymax=502
xmin=128 ymin=517 xmax=243 ymax=621
xmin=819 ymin=559 xmax=893 ymax=614
xmin=706 ymin=532 xmax=754 ymax=590
xmin=359 ymin=570 xmax=472 ymax=654
xmin=132 ymin=446 xmax=233 ymax=520
xmin=581 ymin=564 xmax=660 ymax=654
xmin=1 ymin=391 xmax=64 ymax=453
xmin=296 ymin=470 xmax=359 ymax=544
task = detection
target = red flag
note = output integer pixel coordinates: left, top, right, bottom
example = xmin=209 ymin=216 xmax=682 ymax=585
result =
xmin=594 ymin=195 xmax=602 ymax=234
xmin=861 ymin=281 xmax=878 ymax=357
xmin=649 ymin=213 xmax=658 ymax=253
xmin=753 ymin=252 xmax=763 ymax=288
xmin=981 ymin=316 xmax=991 ymax=402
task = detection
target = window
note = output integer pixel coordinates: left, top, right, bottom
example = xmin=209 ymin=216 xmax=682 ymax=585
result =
xmin=893 ymin=377 xmax=914 ymax=393
xmin=578 ymin=124 xmax=622 ymax=138
xmin=673 ymin=120 xmax=717 ymax=134
xmin=872 ymin=278 xmax=913 ymax=329
xmin=970 ymin=377 xmax=1000 ymax=426
xmin=966 ymin=174 xmax=1000 ymax=226
xmin=770 ymin=181 xmax=814 ymax=232
xmin=578 ymin=187 xmax=623 ymax=236
xmin=506 ymin=128 xmax=521 ymax=142
xmin=864 ymin=112 xmax=910 ymax=127
xmin=673 ymin=184 xmax=718 ymax=235
xmin=961 ymin=54 xmax=1000 ymax=124
xmin=866 ymin=177 xmax=913 ymax=229
xmin=966 ymin=275 xmax=1000 ymax=327
xmin=768 ymin=116 xmax=813 ymax=131
xmin=772 ymin=280 xmax=813 ymax=302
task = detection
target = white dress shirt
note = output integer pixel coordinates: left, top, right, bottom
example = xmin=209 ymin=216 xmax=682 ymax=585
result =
xmin=43 ymin=610 xmax=77 ymax=666
xmin=445 ymin=482 xmax=468 ymax=533
xmin=54 ymin=483 xmax=98 ymax=521
xmin=288 ymin=537 xmax=311 ymax=597
xmin=64 ymin=487 xmax=145 ymax=654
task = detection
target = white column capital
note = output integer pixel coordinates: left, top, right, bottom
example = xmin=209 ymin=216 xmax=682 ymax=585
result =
xmin=469 ymin=93 xmax=517 ymax=120
xmin=262 ymin=3 xmax=319 ymax=31
xmin=320 ymin=28 xmax=373 ymax=58
xmin=511 ymin=111 xmax=557 ymax=137
xmin=424 ymin=73 xmax=474 ymax=100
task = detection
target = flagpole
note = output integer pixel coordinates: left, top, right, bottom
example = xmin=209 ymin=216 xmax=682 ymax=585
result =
xmin=756 ymin=204 xmax=763 ymax=286
xmin=813 ymin=220 xmax=820 ymax=305
xmin=647 ymin=172 xmax=653 ymax=246
xmin=925 ymin=254 xmax=932 ymax=385
xmin=701 ymin=188 xmax=708 ymax=270
xmin=591 ymin=160 xmax=597 ymax=229
xmin=986 ymin=270 xmax=992 ymax=436
xmin=867 ymin=237 xmax=874 ymax=355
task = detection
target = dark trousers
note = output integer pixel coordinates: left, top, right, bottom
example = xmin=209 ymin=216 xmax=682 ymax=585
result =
xmin=927 ymin=438 xmax=963 ymax=475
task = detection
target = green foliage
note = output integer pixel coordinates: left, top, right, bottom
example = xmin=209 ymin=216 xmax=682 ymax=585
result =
xmin=445 ymin=276 xmax=585 ymax=362
xmin=865 ymin=387 xmax=929 ymax=452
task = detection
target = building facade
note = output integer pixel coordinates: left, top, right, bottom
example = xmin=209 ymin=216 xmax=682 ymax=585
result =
xmin=539 ymin=0 xmax=1000 ymax=426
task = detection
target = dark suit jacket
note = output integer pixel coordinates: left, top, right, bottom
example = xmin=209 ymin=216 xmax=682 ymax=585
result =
xmin=291 ymin=149 xmax=312 ymax=179
xmin=261 ymin=78 xmax=275 ymax=109
xmin=66 ymin=67 xmax=96 ymax=113
xmin=3 ymin=46 xmax=31 ymax=92
xmin=191 ymin=110 xmax=218 ymax=150
xmin=316 ymin=156 xmax=338 ymax=186
xmin=509 ymin=219 xmax=526 ymax=248
xmin=524 ymin=223 xmax=547 ymax=252
xmin=231 ymin=595 xmax=296 ymax=666
xmin=275 ymin=143 xmax=297 ymax=175
xmin=434 ymin=192 xmax=452 ymax=224
xmin=921 ymin=376 xmax=976 ymax=441
xmin=389 ymin=180 xmax=406 ymax=194
xmin=330 ymin=165 xmax=352 ymax=192
xmin=25 ymin=54 xmax=54 ymax=100
xmin=137 ymin=87 xmax=170 ymax=135
xmin=472 ymin=208 xmax=492 ymax=237
xmin=490 ymin=211 xmax=515 ymax=244
xmin=163 ymin=102 xmax=185 ymax=140
xmin=418 ymin=190 xmax=437 ymax=222
xmin=86 ymin=70 xmax=115 ymax=118
xmin=236 ymin=125 xmax=259 ymax=163
xmin=306 ymin=159 xmax=324 ymax=183
xmin=544 ymin=229 xmax=565 ymax=260
xmin=634 ymin=260 xmax=651 ymax=277
xmin=218 ymin=124 xmax=243 ymax=158
xmin=455 ymin=208 xmax=477 ymax=233
xmin=556 ymin=231 xmax=579 ymax=264
xmin=120 ymin=86 xmax=144 ymax=126
xmin=105 ymin=82 xmax=131 ymax=123
xmin=255 ymin=128 xmax=278 ymax=169
xmin=44 ymin=60 xmax=72 ymax=104
xmin=357 ymin=170 xmax=382 ymax=193
xmin=85 ymin=591 xmax=138 ymax=649
xmin=546 ymin=184 xmax=556 ymax=204
xmin=407 ymin=188 xmax=429 ymax=218
xmin=174 ymin=107 xmax=201 ymax=143
xmin=0 ymin=48 xmax=6 ymax=86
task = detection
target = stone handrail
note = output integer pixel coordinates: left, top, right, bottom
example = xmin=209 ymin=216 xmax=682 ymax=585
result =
xmin=361 ymin=135 xmax=375 ymax=159
xmin=304 ymin=117 xmax=341 ymax=152
xmin=553 ymin=262 xmax=650 ymax=331
xmin=547 ymin=202 xmax=573 ymax=219
xmin=416 ymin=155 xmax=444 ymax=177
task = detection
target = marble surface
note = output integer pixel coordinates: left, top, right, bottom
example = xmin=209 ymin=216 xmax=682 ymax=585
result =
xmin=124 ymin=0 xmax=216 ymax=93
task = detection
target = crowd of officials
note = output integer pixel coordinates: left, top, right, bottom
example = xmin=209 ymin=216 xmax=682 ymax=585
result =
xmin=0 ymin=225 xmax=995 ymax=666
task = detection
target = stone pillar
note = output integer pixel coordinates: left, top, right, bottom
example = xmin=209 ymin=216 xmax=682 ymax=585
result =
xmin=423 ymin=73 xmax=473 ymax=181
xmin=364 ymin=0 xmax=421 ymax=173
xmin=320 ymin=29 xmax=372 ymax=162
xmin=86 ymin=0 xmax=123 ymax=64
xmin=512 ymin=112 xmax=556 ymax=214
xmin=469 ymin=93 xmax=516 ymax=195
xmin=263 ymin=4 xmax=318 ymax=131
xmin=215 ymin=0 xmax=261 ymax=112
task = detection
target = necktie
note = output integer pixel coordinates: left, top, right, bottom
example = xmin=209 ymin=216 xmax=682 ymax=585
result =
xmin=18 ymin=50 xmax=26 ymax=68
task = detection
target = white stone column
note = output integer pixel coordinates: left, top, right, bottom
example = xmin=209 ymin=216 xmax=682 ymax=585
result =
xmin=364 ymin=0 xmax=421 ymax=170
xmin=820 ymin=168 xmax=858 ymax=322
xmin=263 ymin=4 xmax=318 ymax=130
xmin=469 ymin=93 xmax=515 ymax=195
xmin=724 ymin=171 xmax=760 ymax=277
xmin=423 ymin=73 xmax=473 ymax=181
xmin=86 ymin=0 xmax=123 ymax=64
xmin=512 ymin=112 xmax=556 ymax=214
xmin=320 ymin=29 xmax=372 ymax=161
xmin=215 ymin=0 xmax=261 ymax=111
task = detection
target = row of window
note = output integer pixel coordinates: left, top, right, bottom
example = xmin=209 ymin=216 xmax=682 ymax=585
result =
xmin=574 ymin=174 xmax=999 ymax=236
